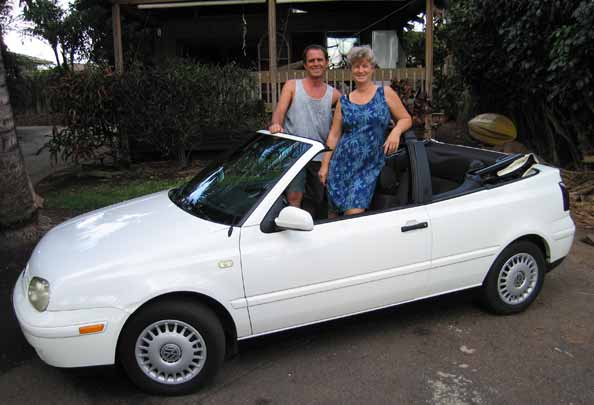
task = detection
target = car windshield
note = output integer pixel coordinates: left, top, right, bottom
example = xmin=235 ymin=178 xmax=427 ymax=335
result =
xmin=169 ymin=135 xmax=311 ymax=226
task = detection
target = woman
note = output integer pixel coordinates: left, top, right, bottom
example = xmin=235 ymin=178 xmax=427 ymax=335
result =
xmin=319 ymin=46 xmax=412 ymax=216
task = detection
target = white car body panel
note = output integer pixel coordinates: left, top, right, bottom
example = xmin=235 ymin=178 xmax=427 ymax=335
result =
xmin=241 ymin=205 xmax=431 ymax=334
xmin=14 ymin=191 xmax=251 ymax=366
xmin=13 ymin=272 xmax=127 ymax=366
xmin=425 ymin=163 xmax=574 ymax=295
xmin=12 ymin=133 xmax=576 ymax=370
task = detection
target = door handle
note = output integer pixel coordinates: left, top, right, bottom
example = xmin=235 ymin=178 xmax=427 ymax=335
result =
xmin=401 ymin=221 xmax=428 ymax=232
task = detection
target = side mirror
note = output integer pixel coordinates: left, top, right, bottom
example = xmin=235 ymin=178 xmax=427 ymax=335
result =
xmin=274 ymin=206 xmax=314 ymax=231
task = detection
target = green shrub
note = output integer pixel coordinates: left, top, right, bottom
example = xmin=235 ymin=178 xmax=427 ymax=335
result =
xmin=437 ymin=0 xmax=594 ymax=166
xmin=49 ymin=60 xmax=265 ymax=166
xmin=49 ymin=66 xmax=117 ymax=164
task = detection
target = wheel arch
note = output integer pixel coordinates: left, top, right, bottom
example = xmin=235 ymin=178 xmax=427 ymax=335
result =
xmin=483 ymin=233 xmax=550 ymax=286
xmin=116 ymin=291 xmax=239 ymax=362
xmin=508 ymin=234 xmax=550 ymax=262
xmin=479 ymin=233 xmax=548 ymax=314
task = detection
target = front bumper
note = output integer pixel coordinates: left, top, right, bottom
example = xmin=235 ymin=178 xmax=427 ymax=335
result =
xmin=12 ymin=272 xmax=129 ymax=368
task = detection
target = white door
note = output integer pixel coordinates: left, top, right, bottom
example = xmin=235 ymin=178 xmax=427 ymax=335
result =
xmin=425 ymin=190 xmax=503 ymax=295
xmin=240 ymin=206 xmax=432 ymax=335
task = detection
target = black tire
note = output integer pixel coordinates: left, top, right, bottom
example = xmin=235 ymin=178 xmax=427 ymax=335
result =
xmin=118 ymin=299 xmax=225 ymax=395
xmin=480 ymin=241 xmax=546 ymax=315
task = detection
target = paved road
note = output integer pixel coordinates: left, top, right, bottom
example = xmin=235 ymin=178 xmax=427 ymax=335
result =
xmin=1 ymin=231 xmax=593 ymax=404
xmin=16 ymin=126 xmax=68 ymax=185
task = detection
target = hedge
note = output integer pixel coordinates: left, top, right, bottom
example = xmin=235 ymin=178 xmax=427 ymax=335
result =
xmin=49 ymin=60 xmax=265 ymax=166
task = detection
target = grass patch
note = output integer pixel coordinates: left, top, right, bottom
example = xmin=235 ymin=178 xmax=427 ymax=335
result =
xmin=43 ymin=178 xmax=187 ymax=211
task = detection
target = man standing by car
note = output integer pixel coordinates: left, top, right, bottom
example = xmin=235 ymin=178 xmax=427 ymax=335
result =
xmin=269 ymin=44 xmax=341 ymax=219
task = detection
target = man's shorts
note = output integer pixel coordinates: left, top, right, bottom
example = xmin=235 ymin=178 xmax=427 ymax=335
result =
xmin=286 ymin=167 xmax=307 ymax=193
xmin=285 ymin=161 xmax=327 ymax=219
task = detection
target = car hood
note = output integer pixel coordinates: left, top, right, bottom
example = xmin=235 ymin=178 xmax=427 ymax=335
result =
xmin=28 ymin=191 xmax=229 ymax=283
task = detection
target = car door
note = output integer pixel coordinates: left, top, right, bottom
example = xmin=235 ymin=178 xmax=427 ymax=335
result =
xmin=240 ymin=206 xmax=432 ymax=335
xmin=425 ymin=189 xmax=503 ymax=296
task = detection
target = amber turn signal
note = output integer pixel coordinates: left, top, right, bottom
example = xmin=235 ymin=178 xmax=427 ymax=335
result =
xmin=79 ymin=324 xmax=105 ymax=335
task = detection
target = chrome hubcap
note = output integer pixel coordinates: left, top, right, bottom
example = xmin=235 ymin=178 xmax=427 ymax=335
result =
xmin=135 ymin=320 xmax=207 ymax=385
xmin=497 ymin=253 xmax=539 ymax=305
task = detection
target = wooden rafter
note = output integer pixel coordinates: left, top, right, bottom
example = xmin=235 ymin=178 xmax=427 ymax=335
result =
xmin=112 ymin=3 xmax=124 ymax=74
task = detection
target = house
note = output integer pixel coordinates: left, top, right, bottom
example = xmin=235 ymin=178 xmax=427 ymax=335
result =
xmin=111 ymin=0 xmax=443 ymax=120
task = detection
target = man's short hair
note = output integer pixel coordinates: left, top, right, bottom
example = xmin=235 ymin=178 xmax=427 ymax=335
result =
xmin=302 ymin=45 xmax=329 ymax=64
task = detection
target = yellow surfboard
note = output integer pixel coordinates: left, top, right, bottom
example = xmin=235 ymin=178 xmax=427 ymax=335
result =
xmin=468 ymin=114 xmax=517 ymax=146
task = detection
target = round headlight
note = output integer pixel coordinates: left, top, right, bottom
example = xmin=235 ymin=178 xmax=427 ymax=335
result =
xmin=28 ymin=277 xmax=50 ymax=312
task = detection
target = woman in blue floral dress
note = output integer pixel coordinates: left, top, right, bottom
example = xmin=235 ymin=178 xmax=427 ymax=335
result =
xmin=319 ymin=46 xmax=412 ymax=215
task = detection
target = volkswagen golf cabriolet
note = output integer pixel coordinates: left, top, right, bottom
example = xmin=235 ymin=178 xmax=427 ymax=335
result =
xmin=13 ymin=130 xmax=575 ymax=395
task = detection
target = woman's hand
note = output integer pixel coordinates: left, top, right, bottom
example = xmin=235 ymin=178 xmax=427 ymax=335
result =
xmin=383 ymin=132 xmax=401 ymax=155
xmin=318 ymin=164 xmax=329 ymax=186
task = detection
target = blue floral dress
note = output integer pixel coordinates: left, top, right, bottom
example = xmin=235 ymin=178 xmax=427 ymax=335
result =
xmin=327 ymin=86 xmax=391 ymax=211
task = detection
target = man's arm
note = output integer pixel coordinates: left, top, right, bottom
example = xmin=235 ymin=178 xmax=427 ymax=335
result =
xmin=319 ymin=100 xmax=343 ymax=185
xmin=269 ymin=80 xmax=296 ymax=133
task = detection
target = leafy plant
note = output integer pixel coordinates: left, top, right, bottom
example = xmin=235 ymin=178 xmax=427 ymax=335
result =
xmin=437 ymin=0 xmax=594 ymax=166
xmin=49 ymin=60 xmax=265 ymax=167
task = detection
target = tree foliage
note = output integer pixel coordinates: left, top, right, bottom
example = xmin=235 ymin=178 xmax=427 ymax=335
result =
xmin=20 ymin=0 xmax=67 ymax=67
xmin=438 ymin=0 xmax=593 ymax=166
xmin=400 ymin=30 xmax=425 ymax=67
xmin=49 ymin=60 xmax=265 ymax=166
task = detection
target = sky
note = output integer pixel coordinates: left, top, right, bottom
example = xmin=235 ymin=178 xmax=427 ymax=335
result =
xmin=3 ymin=0 xmax=72 ymax=63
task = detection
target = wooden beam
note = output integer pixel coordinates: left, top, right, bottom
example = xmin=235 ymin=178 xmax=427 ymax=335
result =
xmin=424 ymin=0 xmax=434 ymax=138
xmin=267 ymin=0 xmax=277 ymax=110
xmin=113 ymin=0 xmax=360 ymax=5
xmin=112 ymin=3 xmax=124 ymax=74
xmin=424 ymin=0 xmax=433 ymax=100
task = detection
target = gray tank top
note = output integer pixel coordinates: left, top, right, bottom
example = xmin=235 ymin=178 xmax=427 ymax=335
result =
xmin=285 ymin=79 xmax=333 ymax=161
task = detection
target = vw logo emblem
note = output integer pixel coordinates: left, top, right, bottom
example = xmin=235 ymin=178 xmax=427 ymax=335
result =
xmin=160 ymin=343 xmax=182 ymax=363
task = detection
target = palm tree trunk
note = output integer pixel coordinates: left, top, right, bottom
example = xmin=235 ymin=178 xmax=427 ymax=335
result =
xmin=0 ymin=33 xmax=37 ymax=230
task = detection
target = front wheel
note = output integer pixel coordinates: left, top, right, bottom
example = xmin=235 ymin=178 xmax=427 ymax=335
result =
xmin=118 ymin=299 xmax=225 ymax=395
xmin=480 ymin=241 xmax=546 ymax=314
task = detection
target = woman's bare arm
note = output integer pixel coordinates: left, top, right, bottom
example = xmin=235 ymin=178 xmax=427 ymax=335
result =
xmin=383 ymin=86 xmax=413 ymax=155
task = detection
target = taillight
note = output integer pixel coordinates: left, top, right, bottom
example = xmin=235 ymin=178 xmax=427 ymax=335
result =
xmin=559 ymin=182 xmax=570 ymax=211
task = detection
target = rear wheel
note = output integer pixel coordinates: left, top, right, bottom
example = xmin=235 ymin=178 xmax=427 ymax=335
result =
xmin=480 ymin=241 xmax=545 ymax=314
xmin=118 ymin=300 xmax=225 ymax=395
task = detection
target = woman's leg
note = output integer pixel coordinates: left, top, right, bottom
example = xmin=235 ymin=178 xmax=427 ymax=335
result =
xmin=344 ymin=208 xmax=365 ymax=216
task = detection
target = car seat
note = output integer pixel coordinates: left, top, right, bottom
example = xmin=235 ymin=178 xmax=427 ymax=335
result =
xmin=370 ymin=163 xmax=410 ymax=210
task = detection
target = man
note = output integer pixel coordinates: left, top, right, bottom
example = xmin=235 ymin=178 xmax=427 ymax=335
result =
xmin=269 ymin=44 xmax=341 ymax=219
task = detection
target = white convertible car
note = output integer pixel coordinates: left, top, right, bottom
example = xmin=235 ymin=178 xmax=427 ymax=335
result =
xmin=13 ymin=131 xmax=575 ymax=395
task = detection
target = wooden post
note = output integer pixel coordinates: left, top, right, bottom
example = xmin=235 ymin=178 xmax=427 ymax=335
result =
xmin=267 ymin=0 xmax=277 ymax=110
xmin=112 ymin=3 xmax=124 ymax=75
xmin=424 ymin=0 xmax=434 ymax=138
xmin=111 ymin=3 xmax=129 ymax=166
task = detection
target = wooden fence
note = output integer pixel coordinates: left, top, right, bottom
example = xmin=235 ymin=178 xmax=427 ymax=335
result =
xmin=253 ymin=67 xmax=426 ymax=109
